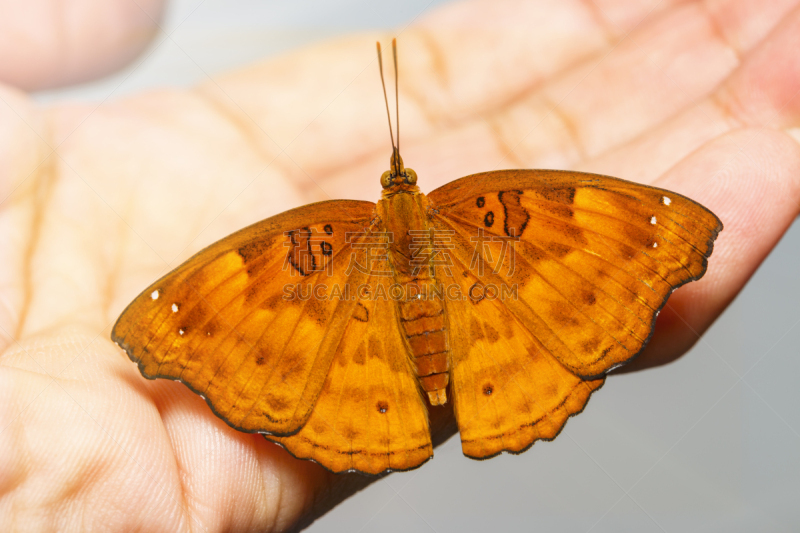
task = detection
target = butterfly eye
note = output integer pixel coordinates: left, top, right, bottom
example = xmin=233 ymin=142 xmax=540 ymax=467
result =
xmin=405 ymin=168 xmax=418 ymax=185
xmin=380 ymin=170 xmax=394 ymax=188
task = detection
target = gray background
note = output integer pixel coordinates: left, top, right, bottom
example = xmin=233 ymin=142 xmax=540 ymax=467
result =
xmin=37 ymin=1 xmax=800 ymax=531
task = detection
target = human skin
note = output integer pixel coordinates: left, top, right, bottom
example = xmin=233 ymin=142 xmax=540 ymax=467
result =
xmin=1 ymin=0 xmax=799 ymax=531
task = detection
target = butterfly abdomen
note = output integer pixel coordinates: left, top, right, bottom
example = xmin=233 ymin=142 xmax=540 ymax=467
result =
xmin=397 ymin=278 xmax=450 ymax=406
xmin=377 ymin=191 xmax=452 ymax=406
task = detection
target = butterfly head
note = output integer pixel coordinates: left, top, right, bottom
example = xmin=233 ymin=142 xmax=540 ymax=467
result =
xmin=381 ymin=148 xmax=418 ymax=190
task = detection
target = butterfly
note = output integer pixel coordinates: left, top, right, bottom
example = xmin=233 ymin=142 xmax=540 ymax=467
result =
xmin=112 ymin=40 xmax=722 ymax=475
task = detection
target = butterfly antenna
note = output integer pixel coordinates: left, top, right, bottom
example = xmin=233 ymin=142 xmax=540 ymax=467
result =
xmin=377 ymin=41 xmax=397 ymax=174
xmin=392 ymin=38 xmax=399 ymax=160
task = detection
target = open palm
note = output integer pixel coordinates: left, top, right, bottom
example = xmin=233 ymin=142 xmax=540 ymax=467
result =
xmin=1 ymin=0 xmax=799 ymax=531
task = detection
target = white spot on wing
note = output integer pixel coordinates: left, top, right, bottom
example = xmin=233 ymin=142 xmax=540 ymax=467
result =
xmin=662 ymin=196 xmax=671 ymax=205
xmin=172 ymin=303 xmax=179 ymax=313
xmin=650 ymin=216 xmax=657 ymax=225
xmin=179 ymin=328 xmax=184 ymax=336
xmin=151 ymin=290 xmax=159 ymax=300
xmin=653 ymin=242 xmax=658 ymax=248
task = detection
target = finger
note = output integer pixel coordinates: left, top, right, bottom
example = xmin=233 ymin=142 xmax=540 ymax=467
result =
xmin=587 ymin=1 xmax=800 ymax=182
xmin=195 ymin=0 xmax=685 ymax=190
xmin=583 ymin=5 xmax=800 ymax=372
xmin=0 ymin=85 xmax=52 ymax=352
xmin=0 ymin=328 xmax=187 ymax=531
xmin=501 ymin=0 xmax=799 ymax=169
xmin=7 ymin=86 xmax=308 ymax=340
xmin=402 ymin=0 xmax=684 ymax=120
xmin=1 ymin=327 xmax=346 ymax=532
xmin=618 ymin=8 xmax=800 ymax=370
xmin=0 ymin=0 xmax=166 ymax=91
xmin=206 ymin=0 xmax=798 ymax=202
xmin=150 ymin=377 xmax=337 ymax=532
xmin=619 ymin=126 xmax=800 ymax=372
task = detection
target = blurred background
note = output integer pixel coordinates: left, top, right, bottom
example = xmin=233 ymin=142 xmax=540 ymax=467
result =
xmin=34 ymin=0 xmax=800 ymax=531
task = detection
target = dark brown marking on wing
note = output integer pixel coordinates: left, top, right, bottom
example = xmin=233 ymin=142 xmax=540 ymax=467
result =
xmin=368 ymin=335 xmax=384 ymax=362
xmin=204 ymin=318 xmax=220 ymax=337
xmin=265 ymin=393 xmax=290 ymax=413
xmin=582 ymin=337 xmax=601 ymax=354
xmin=598 ymin=346 xmax=613 ymax=362
xmin=262 ymin=292 xmax=284 ymax=311
xmin=470 ymin=316 xmax=484 ymax=341
xmin=352 ymin=341 xmax=366 ymax=365
xmin=544 ymin=241 xmax=571 ymax=258
xmin=541 ymin=203 xmax=574 ymax=219
xmin=498 ymin=190 xmax=530 ymax=236
xmin=238 ymin=240 xmax=271 ymax=264
xmin=181 ymin=298 xmax=213 ymax=333
xmin=469 ymin=281 xmax=485 ymax=303
xmin=581 ymin=291 xmax=597 ymax=306
xmin=286 ymin=228 xmax=315 ymax=277
xmin=550 ymin=301 xmax=581 ymax=327
xmin=484 ymin=323 xmax=500 ymax=344
xmin=518 ymin=241 xmax=546 ymax=262
xmin=538 ymin=185 xmax=576 ymax=204
xmin=244 ymin=283 xmax=263 ymax=306
xmin=342 ymin=426 xmax=360 ymax=440
xmin=238 ymin=239 xmax=276 ymax=277
xmin=353 ymin=302 xmax=369 ymax=322
xmin=484 ymin=211 xmax=494 ymax=228
xmin=304 ymin=294 xmax=329 ymax=325
xmin=476 ymin=196 xmax=485 ymax=208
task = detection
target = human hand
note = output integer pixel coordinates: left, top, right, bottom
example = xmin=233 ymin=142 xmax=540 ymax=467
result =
xmin=1 ymin=0 xmax=799 ymax=531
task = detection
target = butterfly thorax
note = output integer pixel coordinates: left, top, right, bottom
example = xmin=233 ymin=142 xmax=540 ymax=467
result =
xmin=376 ymin=160 xmax=451 ymax=406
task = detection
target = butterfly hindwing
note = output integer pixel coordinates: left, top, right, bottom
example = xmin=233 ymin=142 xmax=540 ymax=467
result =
xmin=435 ymin=245 xmax=605 ymax=458
xmin=112 ymin=200 xmax=379 ymax=436
xmin=271 ymin=254 xmax=433 ymax=474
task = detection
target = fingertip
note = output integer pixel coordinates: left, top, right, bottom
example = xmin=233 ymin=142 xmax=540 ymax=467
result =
xmin=635 ymin=128 xmax=800 ymax=371
xmin=0 ymin=0 xmax=166 ymax=91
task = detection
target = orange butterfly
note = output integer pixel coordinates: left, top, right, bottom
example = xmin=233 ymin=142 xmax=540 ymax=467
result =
xmin=112 ymin=40 xmax=722 ymax=475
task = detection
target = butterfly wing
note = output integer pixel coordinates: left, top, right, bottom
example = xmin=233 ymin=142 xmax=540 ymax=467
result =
xmin=112 ymin=200 xmax=384 ymax=437
xmin=271 ymin=254 xmax=433 ymax=474
xmin=438 ymin=262 xmax=605 ymax=458
xmin=428 ymin=169 xmax=721 ymax=457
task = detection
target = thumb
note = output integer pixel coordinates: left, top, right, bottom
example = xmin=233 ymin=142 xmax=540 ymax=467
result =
xmin=0 ymin=0 xmax=166 ymax=91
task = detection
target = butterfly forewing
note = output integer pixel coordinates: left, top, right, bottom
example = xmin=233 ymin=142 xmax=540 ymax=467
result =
xmin=429 ymin=170 xmax=722 ymax=379
xmin=112 ymin=200 xmax=379 ymax=436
